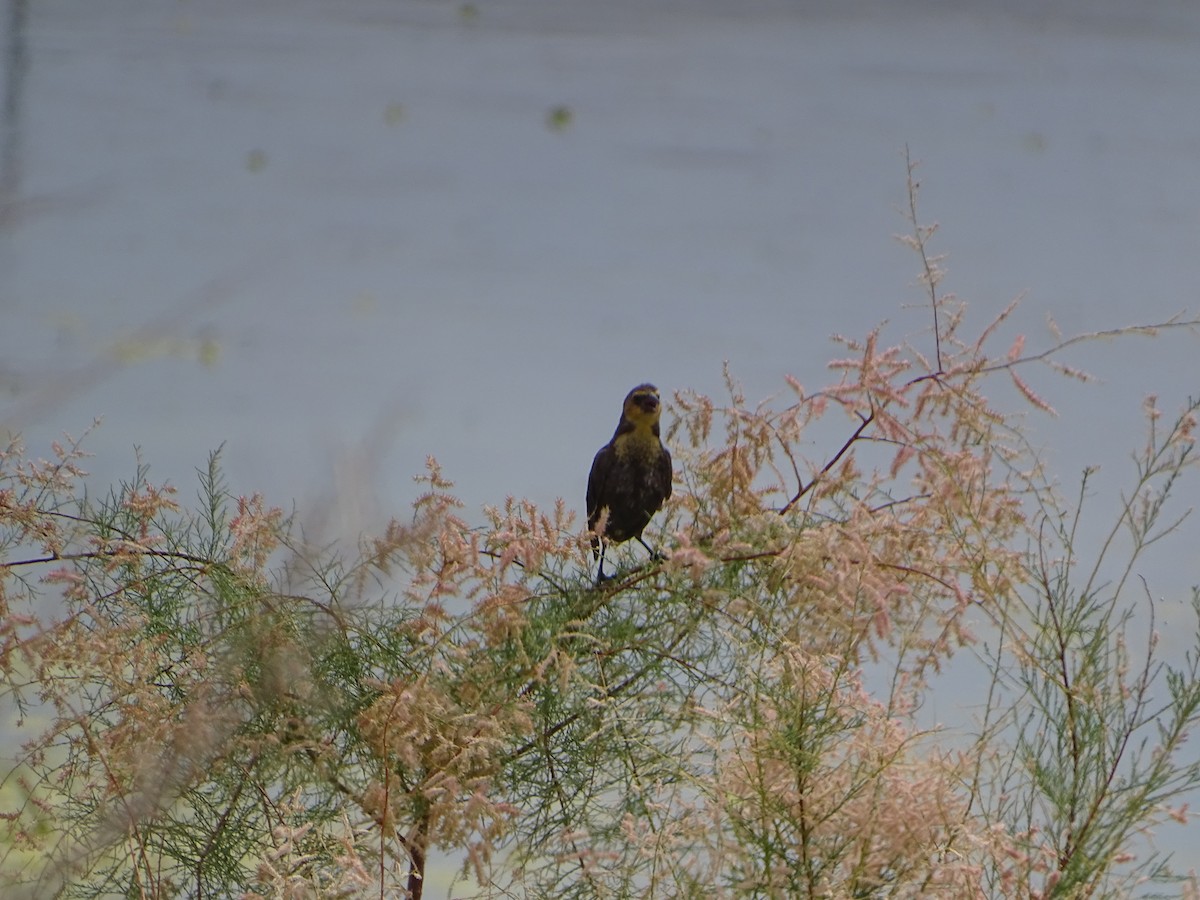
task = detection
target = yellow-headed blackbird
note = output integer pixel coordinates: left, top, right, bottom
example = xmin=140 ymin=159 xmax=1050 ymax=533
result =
xmin=587 ymin=383 xmax=673 ymax=583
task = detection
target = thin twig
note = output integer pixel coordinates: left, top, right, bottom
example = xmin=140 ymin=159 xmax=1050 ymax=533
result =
xmin=905 ymin=145 xmax=943 ymax=373
xmin=778 ymin=409 xmax=875 ymax=515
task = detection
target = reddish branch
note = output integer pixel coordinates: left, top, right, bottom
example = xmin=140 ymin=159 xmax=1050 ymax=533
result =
xmin=778 ymin=409 xmax=875 ymax=516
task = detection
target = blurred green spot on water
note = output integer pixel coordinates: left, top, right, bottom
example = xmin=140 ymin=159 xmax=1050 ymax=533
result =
xmin=246 ymin=149 xmax=268 ymax=172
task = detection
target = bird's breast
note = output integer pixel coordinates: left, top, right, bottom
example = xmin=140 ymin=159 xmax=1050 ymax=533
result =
xmin=613 ymin=431 xmax=661 ymax=464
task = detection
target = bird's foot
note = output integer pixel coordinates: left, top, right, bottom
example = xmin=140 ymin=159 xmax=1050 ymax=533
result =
xmin=636 ymin=537 xmax=668 ymax=564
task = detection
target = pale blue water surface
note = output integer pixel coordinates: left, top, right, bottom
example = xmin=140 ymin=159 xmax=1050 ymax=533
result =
xmin=2 ymin=0 xmax=1199 ymax=885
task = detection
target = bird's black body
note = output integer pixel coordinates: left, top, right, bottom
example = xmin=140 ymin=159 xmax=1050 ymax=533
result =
xmin=587 ymin=383 xmax=672 ymax=582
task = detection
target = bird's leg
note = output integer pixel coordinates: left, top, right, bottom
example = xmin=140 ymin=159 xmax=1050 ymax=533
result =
xmin=595 ymin=543 xmax=613 ymax=585
xmin=637 ymin=536 xmax=667 ymax=562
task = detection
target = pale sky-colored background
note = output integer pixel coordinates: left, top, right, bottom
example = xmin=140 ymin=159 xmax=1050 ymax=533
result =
xmin=2 ymin=0 xmax=1199 ymax=884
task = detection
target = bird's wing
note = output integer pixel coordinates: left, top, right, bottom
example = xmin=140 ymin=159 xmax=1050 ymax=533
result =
xmin=659 ymin=446 xmax=673 ymax=501
xmin=587 ymin=444 xmax=614 ymax=529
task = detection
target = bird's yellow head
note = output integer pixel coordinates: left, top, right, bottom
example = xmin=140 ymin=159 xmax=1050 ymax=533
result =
xmin=621 ymin=383 xmax=662 ymax=433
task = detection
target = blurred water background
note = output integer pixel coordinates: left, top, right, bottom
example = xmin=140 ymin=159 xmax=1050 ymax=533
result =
xmin=2 ymin=0 xmax=1198 ymax=881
